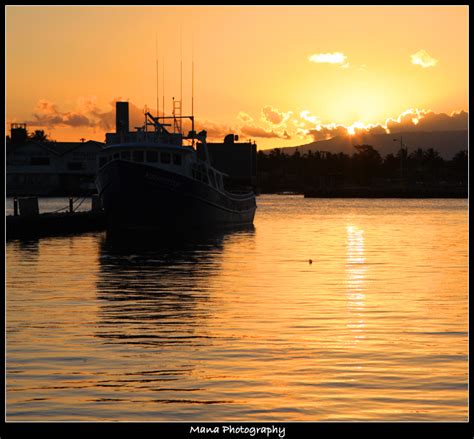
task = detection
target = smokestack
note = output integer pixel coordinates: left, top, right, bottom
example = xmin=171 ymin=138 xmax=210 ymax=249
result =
xmin=10 ymin=123 xmax=28 ymax=145
xmin=115 ymin=102 xmax=129 ymax=134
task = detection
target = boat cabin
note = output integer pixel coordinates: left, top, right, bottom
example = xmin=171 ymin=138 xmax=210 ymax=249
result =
xmin=97 ymin=143 xmax=226 ymax=193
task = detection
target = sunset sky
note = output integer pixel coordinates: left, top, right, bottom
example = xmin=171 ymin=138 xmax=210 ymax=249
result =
xmin=5 ymin=5 xmax=468 ymax=149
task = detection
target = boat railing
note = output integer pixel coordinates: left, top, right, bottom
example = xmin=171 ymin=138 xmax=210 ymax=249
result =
xmin=225 ymin=189 xmax=255 ymax=199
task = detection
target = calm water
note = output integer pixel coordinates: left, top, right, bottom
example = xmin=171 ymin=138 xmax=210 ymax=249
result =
xmin=6 ymin=196 xmax=468 ymax=421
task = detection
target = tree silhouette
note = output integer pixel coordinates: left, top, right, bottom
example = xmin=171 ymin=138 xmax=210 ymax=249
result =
xmin=422 ymin=148 xmax=444 ymax=181
xmin=449 ymin=150 xmax=468 ymax=184
xmin=29 ymin=130 xmax=49 ymax=142
xmin=352 ymin=144 xmax=382 ymax=185
xmin=255 ymin=145 xmax=466 ymax=194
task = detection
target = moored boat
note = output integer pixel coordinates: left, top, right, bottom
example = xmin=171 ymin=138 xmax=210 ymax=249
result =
xmin=95 ymin=102 xmax=256 ymax=231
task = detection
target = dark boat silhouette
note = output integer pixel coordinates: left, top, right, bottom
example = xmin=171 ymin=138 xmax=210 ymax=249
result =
xmin=95 ymin=103 xmax=256 ymax=231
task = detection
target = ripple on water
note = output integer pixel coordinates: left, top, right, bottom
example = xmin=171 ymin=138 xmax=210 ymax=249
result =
xmin=6 ymin=197 xmax=468 ymax=421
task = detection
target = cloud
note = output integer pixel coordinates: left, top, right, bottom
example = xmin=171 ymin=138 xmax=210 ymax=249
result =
xmin=236 ymin=106 xmax=292 ymax=139
xmin=25 ymin=97 xmax=148 ymax=132
xmin=347 ymin=121 xmax=388 ymax=136
xmin=261 ymin=105 xmax=292 ymax=125
xmin=295 ymin=108 xmax=467 ymax=142
xmin=25 ymin=98 xmax=286 ymax=142
xmin=28 ymin=99 xmax=96 ymax=128
xmin=237 ymin=111 xmax=253 ymax=123
xmin=309 ymin=52 xmax=347 ymax=65
xmin=386 ymin=109 xmax=467 ymax=133
xmin=240 ymin=125 xmax=287 ymax=139
xmin=410 ymin=49 xmax=438 ymax=68
xmin=22 ymin=98 xmax=466 ymax=147
xmin=306 ymin=124 xmax=349 ymax=142
xmin=299 ymin=110 xmax=321 ymax=125
xmin=194 ymin=119 xmax=235 ymax=141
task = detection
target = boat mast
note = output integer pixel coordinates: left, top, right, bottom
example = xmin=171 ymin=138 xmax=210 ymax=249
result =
xmin=192 ymin=33 xmax=194 ymax=148
xmin=180 ymin=27 xmax=183 ymax=133
xmin=162 ymin=57 xmax=165 ymax=119
xmin=172 ymin=29 xmax=183 ymax=135
xmin=155 ymin=33 xmax=159 ymax=122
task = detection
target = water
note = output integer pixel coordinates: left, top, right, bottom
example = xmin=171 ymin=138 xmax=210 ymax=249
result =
xmin=6 ymin=196 xmax=468 ymax=421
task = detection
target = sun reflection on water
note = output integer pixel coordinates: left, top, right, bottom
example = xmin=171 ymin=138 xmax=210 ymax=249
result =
xmin=346 ymin=225 xmax=367 ymax=343
xmin=6 ymin=197 xmax=468 ymax=421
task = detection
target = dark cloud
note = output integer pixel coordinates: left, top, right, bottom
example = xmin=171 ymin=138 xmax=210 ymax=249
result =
xmin=303 ymin=110 xmax=467 ymax=142
xmin=25 ymin=98 xmax=147 ymax=132
xmin=194 ymin=120 xmax=235 ymax=141
xmin=28 ymin=100 xmax=95 ymax=128
xmin=307 ymin=125 xmax=348 ymax=141
xmin=25 ymin=98 xmax=236 ymax=142
xmin=261 ymin=106 xmax=284 ymax=125
xmin=365 ymin=125 xmax=388 ymax=135
xmin=25 ymin=99 xmax=467 ymax=147
xmin=387 ymin=110 xmax=467 ymax=133
xmin=240 ymin=125 xmax=286 ymax=139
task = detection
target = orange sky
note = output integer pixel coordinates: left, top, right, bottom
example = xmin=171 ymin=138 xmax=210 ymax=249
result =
xmin=5 ymin=6 xmax=468 ymax=149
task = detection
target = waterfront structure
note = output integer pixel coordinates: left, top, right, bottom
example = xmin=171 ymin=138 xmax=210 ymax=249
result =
xmin=6 ymin=124 xmax=104 ymax=196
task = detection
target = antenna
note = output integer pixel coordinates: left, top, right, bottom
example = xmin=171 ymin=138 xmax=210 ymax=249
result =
xmin=155 ymin=33 xmax=159 ymax=120
xmin=192 ymin=33 xmax=195 ymax=147
xmin=162 ymin=56 xmax=165 ymax=118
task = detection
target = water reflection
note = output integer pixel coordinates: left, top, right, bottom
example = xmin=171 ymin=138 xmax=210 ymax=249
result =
xmin=345 ymin=225 xmax=367 ymax=344
xmin=95 ymin=227 xmax=255 ymax=347
xmin=8 ymin=238 xmax=40 ymax=258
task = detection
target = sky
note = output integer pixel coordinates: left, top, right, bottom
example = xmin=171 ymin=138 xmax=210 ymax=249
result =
xmin=5 ymin=5 xmax=469 ymax=149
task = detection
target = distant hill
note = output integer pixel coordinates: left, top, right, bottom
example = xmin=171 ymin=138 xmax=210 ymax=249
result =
xmin=263 ymin=130 xmax=468 ymax=159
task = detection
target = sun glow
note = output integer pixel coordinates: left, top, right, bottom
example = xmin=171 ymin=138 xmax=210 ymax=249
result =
xmin=347 ymin=121 xmax=369 ymax=136
xmin=5 ymin=6 xmax=468 ymax=149
xmin=295 ymin=107 xmax=435 ymax=142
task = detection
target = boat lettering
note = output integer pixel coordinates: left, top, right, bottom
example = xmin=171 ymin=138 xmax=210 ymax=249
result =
xmin=145 ymin=171 xmax=181 ymax=188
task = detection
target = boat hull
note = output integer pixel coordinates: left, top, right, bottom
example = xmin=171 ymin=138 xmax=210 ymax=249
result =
xmin=95 ymin=160 xmax=256 ymax=231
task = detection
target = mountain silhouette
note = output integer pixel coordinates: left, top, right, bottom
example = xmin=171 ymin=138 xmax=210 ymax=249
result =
xmin=265 ymin=130 xmax=467 ymax=159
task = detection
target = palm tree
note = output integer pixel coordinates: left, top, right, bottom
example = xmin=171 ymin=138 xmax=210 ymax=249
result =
xmin=352 ymin=144 xmax=382 ymax=185
xmin=450 ymin=150 xmax=468 ymax=184
xmin=422 ymin=148 xmax=444 ymax=182
xmin=29 ymin=130 xmax=49 ymax=142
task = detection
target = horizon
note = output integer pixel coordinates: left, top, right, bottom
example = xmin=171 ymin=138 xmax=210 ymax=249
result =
xmin=5 ymin=5 xmax=469 ymax=428
xmin=6 ymin=6 xmax=468 ymax=149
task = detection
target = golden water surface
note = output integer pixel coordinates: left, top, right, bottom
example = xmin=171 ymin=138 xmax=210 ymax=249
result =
xmin=6 ymin=196 xmax=468 ymax=421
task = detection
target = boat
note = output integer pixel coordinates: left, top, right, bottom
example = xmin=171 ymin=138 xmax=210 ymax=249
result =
xmin=95 ymin=102 xmax=257 ymax=231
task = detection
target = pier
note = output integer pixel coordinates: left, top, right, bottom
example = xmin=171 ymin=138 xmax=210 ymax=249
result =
xmin=6 ymin=196 xmax=106 ymax=240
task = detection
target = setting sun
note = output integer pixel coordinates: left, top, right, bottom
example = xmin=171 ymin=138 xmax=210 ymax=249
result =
xmin=6 ymin=5 xmax=468 ymax=149
xmin=6 ymin=5 xmax=468 ymax=427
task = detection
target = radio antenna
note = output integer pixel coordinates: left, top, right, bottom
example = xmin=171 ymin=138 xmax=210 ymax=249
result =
xmin=162 ymin=56 xmax=165 ymax=117
xmin=155 ymin=33 xmax=159 ymax=119
xmin=192 ymin=33 xmax=195 ymax=147
xmin=180 ymin=28 xmax=183 ymax=134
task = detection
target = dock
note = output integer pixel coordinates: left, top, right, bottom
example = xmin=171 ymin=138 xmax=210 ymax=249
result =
xmin=6 ymin=196 xmax=106 ymax=240
xmin=6 ymin=211 xmax=106 ymax=240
